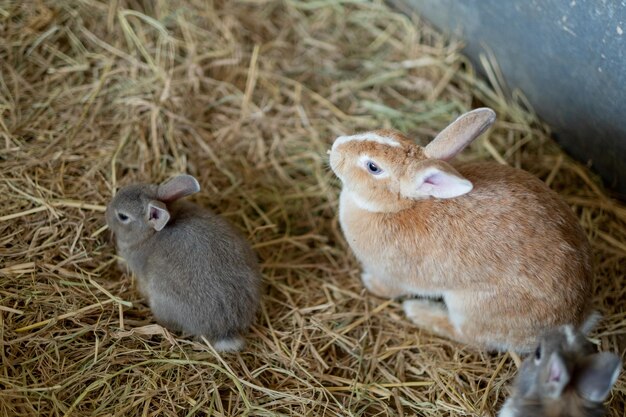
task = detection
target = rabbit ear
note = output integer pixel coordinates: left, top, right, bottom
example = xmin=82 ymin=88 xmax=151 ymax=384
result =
xmin=147 ymin=200 xmax=170 ymax=231
xmin=579 ymin=311 xmax=602 ymax=335
xmin=424 ymin=108 xmax=496 ymax=160
xmin=157 ymin=175 xmax=200 ymax=202
xmin=543 ymin=352 xmax=571 ymax=399
xmin=402 ymin=161 xmax=472 ymax=199
xmin=575 ymin=352 xmax=622 ymax=402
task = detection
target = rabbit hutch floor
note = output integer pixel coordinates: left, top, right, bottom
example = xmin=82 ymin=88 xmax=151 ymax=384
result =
xmin=1 ymin=1 xmax=624 ymax=416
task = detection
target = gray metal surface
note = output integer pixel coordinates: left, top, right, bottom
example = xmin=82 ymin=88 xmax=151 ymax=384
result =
xmin=391 ymin=0 xmax=626 ymax=197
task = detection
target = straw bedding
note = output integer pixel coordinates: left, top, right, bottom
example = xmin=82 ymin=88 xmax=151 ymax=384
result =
xmin=1 ymin=1 xmax=624 ymax=416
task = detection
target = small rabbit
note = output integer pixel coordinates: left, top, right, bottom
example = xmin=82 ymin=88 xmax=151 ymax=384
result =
xmin=329 ymin=108 xmax=593 ymax=352
xmin=105 ymin=174 xmax=262 ymax=351
xmin=499 ymin=318 xmax=622 ymax=417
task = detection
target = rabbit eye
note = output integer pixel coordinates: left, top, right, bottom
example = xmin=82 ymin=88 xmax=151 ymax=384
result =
xmin=534 ymin=345 xmax=542 ymax=363
xmin=117 ymin=212 xmax=130 ymax=222
xmin=366 ymin=161 xmax=383 ymax=175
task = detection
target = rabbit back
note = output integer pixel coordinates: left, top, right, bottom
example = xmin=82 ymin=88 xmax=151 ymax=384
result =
xmin=340 ymin=161 xmax=591 ymax=350
xmin=125 ymin=201 xmax=261 ymax=340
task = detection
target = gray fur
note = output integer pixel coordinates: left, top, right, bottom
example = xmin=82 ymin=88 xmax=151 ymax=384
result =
xmin=500 ymin=322 xmax=622 ymax=417
xmin=105 ymin=176 xmax=262 ymax=351
xmin=575 ymin=353 xmax=623 ymax=403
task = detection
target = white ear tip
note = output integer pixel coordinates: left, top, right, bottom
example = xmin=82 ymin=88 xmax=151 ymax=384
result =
xmin=462 ymin=108 xmax=496 ymax=128
xmin=471 ymin=107 xmax=496 ymax=119
xmin=580 ymin=311 xmax=602 ymax=334
xmin=189 ymin=175 xmax=201 ymax=192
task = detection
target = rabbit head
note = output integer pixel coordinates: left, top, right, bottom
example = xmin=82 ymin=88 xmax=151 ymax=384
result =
xmin=329 ymin=108 xmax=496 ymax=212
xmin=502 ymin=317 xmax=622 ymax=417
xmin=106 ymin=175 xmax=200 ymax=248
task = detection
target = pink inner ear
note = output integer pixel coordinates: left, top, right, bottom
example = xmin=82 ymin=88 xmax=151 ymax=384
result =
xmin=424 ymin=171 xmax=458 ymax=188
xmin=549 ymin=360 xmax=563 ymax=382
xmin=147 ymin=202 xmax=171 ymax=231
xmin=424 ymin=174 xmax=442 ymax=185
xmin=416 ymin=169 xmax=472 ymax=199
xmin=149 ymin=206 xmax=161 ymax=220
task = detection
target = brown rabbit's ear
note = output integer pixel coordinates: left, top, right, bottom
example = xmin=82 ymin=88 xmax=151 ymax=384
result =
xmin=147 ymin=200 xmax=170 ymax=231
xmin=575 ymin=352 xmax=622 ymax=402
xmin=157 ymin=175 xmax=200 ymax=202
xmin=424 ymin=108 xmax=496 ymax=161
xmin=401 ymin=160 xmax=472 ymax=199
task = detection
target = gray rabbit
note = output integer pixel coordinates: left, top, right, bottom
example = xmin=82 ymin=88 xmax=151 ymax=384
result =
xmin=499 ymin=317 xmax=622 ymax=417
xmin=106 ymin=174 xmax=262 ymax=351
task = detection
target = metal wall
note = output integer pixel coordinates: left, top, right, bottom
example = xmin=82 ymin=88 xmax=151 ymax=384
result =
xmin=391 ymin=0 xmax=626 ymax=198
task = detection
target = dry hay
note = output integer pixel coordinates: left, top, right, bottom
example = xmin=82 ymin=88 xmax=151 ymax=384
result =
xmin=0 ymin=0 xmax=624 ymax=416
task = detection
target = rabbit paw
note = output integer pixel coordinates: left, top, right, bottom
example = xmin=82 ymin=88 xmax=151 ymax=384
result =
xmin=116 ymin=257 xmax=130 ymax=274
xmin=402 ymin=299 xmax=458 ymax=340
xmin=212 ymin=336 xmax=245 ymax=352
xmin=361 ymin=272 xmax=404 ymax=298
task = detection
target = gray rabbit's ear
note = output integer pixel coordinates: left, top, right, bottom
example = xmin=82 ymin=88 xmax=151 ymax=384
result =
xmin=579 ymin=311 xmax=602 ymax=335
xmin=424 ymin=108 xmax=496 ymax=161
xmin=157 ymin=175 xmax=200 ymax=202
xmin=543 ymin=352 xmax=570 ymax=399
xmin=147 ymin=200 xmax=170 ymax=231
xmin=575 ymin=352 xmax=622 ymax=402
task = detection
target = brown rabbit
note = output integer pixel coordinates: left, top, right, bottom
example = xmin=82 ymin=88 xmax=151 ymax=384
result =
xmin=499 ymin=316 xmax=622 ymax=417
xmin=329 ymin=108 xmax=592 ymax=352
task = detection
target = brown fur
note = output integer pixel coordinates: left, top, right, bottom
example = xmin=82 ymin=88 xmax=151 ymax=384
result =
xmin=330 ymin=128 xmax=592 ymax=352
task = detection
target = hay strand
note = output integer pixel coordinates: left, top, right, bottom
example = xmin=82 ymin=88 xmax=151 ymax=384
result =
xmin=1 ymin=1 xmax=624 ymax=416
